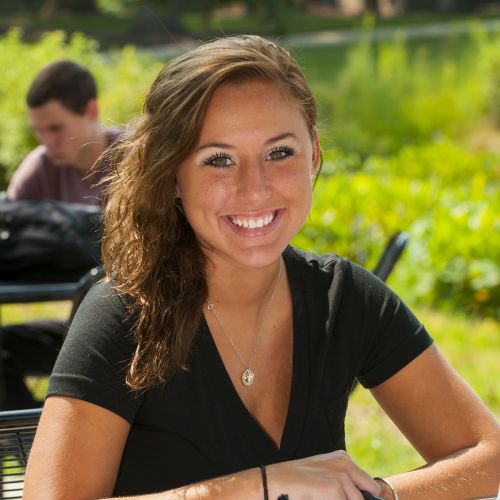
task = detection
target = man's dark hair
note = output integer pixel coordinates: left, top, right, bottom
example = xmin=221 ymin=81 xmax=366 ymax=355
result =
xmin=26 ymin=60 xmax=97 ymax=115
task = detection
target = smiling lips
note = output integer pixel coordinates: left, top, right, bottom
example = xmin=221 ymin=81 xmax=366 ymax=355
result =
xmin=228 ymin=210 xmax=277 ymax=229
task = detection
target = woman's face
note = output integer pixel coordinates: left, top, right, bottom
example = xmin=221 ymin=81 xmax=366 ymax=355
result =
xmin=176 ymin=79 xmax=320 ymax=270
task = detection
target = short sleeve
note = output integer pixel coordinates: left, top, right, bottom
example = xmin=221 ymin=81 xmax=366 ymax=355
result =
xmin=47 ymin=281 xmax=143 ymax=422
xmin=345 ymin=262 xmax=433 ymax=388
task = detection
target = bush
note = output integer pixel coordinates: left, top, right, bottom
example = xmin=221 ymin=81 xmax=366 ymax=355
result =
xmin=294 ymin=140 xmax=499 ymax=318
xmin=304 ymin=26 xmax=500 ymax=156
xmin=1 ymin=29 xmax=498 ymax=318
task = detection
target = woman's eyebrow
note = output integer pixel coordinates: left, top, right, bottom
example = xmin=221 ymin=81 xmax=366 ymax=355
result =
xmin=266 ymin=132 xmax=297 ymax=144
xmin=196 ymin=142 xmax=233 ymax=152
xmin=196 ymin=132 xmax=297 ymax=152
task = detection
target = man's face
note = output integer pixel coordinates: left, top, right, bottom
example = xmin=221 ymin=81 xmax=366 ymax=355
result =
xmin=28 ymin=99 xmax=97 ymax=166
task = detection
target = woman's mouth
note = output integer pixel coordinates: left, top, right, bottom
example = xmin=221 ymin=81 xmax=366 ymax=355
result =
xmin=228 ymin=211 xmax=277 ymax=229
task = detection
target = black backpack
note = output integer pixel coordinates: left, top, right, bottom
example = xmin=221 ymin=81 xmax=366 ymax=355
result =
xmin=0 ymin=199 xmax=103 ymax=282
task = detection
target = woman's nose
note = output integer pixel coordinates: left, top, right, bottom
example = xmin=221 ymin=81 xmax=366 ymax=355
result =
xmin=237 ymin=161 xmax=271 ymax=201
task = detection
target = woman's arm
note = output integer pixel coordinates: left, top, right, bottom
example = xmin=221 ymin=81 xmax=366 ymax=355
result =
xmin=370 ymin=344 xmax=500 ymax=499
xmin=24 ymin=396 xmax=130 ymax=499
xmin=25 ymin=397 xmax=383 ymax=500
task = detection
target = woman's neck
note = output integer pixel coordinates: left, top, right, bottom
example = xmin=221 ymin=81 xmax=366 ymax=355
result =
xmin=205 ymin=257 xmax=283 ymax=312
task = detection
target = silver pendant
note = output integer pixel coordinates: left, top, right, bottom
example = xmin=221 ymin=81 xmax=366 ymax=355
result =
xmin=242 ymin=368 xmax=255 ymax=387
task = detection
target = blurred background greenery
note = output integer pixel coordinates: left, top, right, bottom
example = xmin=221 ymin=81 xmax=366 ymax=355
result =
xmin=0 ymin=0 xmax=498 ymax=478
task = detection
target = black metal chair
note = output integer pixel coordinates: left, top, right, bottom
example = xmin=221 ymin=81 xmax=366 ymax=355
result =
xmin=372 ymin=231 xmax=410 ymax=282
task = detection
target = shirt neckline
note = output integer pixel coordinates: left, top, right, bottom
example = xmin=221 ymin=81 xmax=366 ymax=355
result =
xmin=200 ymin=248 xmax=309 ymax=458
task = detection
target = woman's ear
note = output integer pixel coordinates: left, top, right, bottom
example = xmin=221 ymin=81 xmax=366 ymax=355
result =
xmin=173 ymin=176 xmax=181 ymax=198
xmin=311 ymin=127 xmax=321 ymax=175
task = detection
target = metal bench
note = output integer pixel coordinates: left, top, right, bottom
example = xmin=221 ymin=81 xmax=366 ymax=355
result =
xmin=0 ymin=265 xmax=105 ymax=307
xmin=0 ymin=266 xmax=105 ymax=406
xmin=0 ymin=408 xmax=41 ymax=499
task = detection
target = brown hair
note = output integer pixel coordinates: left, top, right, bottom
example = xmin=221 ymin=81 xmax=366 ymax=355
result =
xmin=102 ymin=35 xmax=317 ymax=391
xmin=27 ymin=60 xmax=97 ymax=114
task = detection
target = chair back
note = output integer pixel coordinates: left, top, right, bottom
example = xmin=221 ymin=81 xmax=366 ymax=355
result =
xmin=372 ymin=231 xmax=410 ymax=281
xmin=68 ymin=265 xmax=106 ymax=323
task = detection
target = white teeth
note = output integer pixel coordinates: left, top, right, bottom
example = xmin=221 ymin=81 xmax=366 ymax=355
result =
xmin=230 ymin=212 xmax=276 ymax=229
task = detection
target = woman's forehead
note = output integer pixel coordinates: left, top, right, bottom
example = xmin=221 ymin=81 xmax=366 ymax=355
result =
xmin=201 ymin=80 xmax=306 ymax=131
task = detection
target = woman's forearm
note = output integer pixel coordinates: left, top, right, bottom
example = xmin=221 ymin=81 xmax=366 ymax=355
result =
xmin=380 ymin=438 xmax=500 ymax=499
xmin=101 ymin=467 xmax=262 ymax=500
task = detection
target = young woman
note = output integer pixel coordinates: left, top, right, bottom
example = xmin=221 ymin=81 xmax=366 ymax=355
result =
xmin=25 ymin=35 xmax=500 ymax=500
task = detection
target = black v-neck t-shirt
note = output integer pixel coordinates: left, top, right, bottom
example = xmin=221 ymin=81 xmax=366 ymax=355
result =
xmin=48 ymin=246 xmax=432 ymax=496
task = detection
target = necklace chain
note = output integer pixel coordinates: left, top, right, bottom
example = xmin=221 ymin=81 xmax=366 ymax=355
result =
xmin=207 ymin=259 xmax=283 ymax=387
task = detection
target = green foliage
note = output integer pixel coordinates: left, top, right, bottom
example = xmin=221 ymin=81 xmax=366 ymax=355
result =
xmin=0 ymin=28 xmax=162 ymax=187
xmin=292 ymin=30 xmax=500 ymax=319
xmin=1 ymin=28 xmax=499 ymax=318
xmin=97 ymin=0 xmax=137 ymax=16
xmin=303 ymin=29 xmax=496 ymax=156
xmin=294 ymin=140 xmax=499 ymax=318
xmin=477 ymin=32 xmax=500 ymax=127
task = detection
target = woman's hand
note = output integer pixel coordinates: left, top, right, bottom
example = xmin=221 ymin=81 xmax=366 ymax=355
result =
xmin=266 ymin=450 xmax=383 ymax=499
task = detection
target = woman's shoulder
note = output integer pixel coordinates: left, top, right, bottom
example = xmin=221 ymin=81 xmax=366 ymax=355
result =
xmin=71 ymin=279 xmax=135 ymax=341
xmin=81 ymin=279 xmax=128 ymax=311
xmin=49 ymin=279 xmax=140 ymax=422
xmin=285 ymin=245 xmax=396 ymax=308
xmin=286 ymin=245 xmax=383 ymax=284
xmin=285 ymin=245 xmax=347 ymax=272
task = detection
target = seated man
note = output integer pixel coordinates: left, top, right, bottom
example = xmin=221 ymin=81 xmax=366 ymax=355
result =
xmin=1 ymin=60 xmax=122 ymax=409
xmin=8 ymin=60 xmax=121 ymax=204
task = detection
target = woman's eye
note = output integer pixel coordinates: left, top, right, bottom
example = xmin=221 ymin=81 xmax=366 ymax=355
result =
xmin=204 ymin=152 xmax=233 ymax=168
xmin=267 ymin=146 xmax=295 ymax=162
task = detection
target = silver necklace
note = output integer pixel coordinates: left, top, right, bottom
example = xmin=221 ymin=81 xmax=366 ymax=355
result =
xmin=207 ymin=259 xmax=283 ymax=387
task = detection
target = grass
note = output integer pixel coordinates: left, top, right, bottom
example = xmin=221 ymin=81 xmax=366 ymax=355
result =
xmin=0 ymin=301 xmax=71 ymax=325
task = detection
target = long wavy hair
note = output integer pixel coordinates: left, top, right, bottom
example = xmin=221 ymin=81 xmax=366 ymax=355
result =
xmin=102 ymin=35 xmax=318 ymax=391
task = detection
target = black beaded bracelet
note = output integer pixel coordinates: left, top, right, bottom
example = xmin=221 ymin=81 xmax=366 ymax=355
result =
xmin=260 ymin=465 xmax=269 ymax=500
